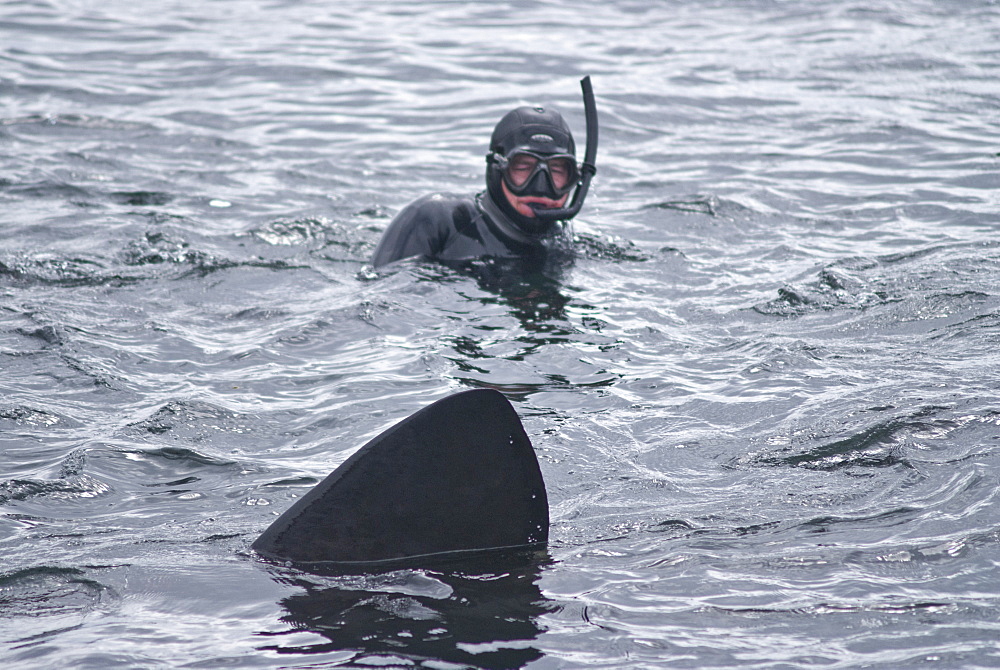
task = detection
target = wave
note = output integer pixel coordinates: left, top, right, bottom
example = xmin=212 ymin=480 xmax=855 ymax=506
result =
xmin=0 ymin=566 xmax=116 ymax=620
xmin=0 ymin=475 xmax=113 ymax=506
xmin=122 ymin=400 xmax=257 ymax=447
xmin=741 ymin=407 xmax=956 ymax=472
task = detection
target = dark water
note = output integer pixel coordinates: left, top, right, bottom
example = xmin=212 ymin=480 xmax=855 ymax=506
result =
xmin=3 ymin=0 xmax=1000 ymax=667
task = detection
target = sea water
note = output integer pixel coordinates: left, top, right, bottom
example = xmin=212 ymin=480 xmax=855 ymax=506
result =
xmin=2 ymin=0 xmax=999 ymax=667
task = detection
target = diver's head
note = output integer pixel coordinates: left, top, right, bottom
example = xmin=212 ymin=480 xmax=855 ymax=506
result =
xmin=486 ymin=105 xmax=578 ymax=236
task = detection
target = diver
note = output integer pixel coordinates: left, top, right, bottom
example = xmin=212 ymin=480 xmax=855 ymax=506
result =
xmin=370 ymin=77 xmax=598 ymax=269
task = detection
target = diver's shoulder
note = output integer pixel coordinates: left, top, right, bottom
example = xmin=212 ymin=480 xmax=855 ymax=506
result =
xmin=390 ymin=193 xmax=477 ymax=230
xmin=402 ymin=192 xmax=474 ymax=213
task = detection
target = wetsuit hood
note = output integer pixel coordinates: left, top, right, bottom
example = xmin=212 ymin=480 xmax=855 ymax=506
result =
xmin=486 ymin=106 xmax=576 ymax=237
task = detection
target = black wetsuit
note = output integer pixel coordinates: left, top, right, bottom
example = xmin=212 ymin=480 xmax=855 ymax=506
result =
xmin=370 ymin=191 xmax=572 ymax=269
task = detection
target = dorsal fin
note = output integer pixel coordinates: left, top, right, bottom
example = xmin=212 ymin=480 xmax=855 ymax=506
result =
xmin=252 ymin=389 xmax=548 ymax=567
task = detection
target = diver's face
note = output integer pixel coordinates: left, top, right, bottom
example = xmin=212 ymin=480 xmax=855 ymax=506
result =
xmin=502 ymin=180 xmax=568 ymax=218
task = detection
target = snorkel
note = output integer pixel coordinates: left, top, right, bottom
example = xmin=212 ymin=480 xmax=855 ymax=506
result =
xmin=528 ymin=76 xmax=598 ymax=223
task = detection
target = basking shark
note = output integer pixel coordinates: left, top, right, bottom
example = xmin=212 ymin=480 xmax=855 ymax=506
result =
xmin=252 ymin=389 xmax=549 ymax=568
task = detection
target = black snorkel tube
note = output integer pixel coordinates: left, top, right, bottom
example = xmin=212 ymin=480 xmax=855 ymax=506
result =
xmin=529 ymin=76 xmax=598 ymax=222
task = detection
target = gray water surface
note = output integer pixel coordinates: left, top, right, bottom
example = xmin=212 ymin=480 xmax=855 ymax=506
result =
xmin=2 ymin=0 xmax=1000 ymax=667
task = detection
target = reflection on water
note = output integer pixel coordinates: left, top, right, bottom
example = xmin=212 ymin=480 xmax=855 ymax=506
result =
xmin=468 ymin=262 xmax=574 ymax=331
xmin=261 ymin=552 xmax=553 ymax=669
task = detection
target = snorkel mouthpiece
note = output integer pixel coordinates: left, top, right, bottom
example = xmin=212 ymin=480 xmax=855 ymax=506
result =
xmin=528 ymin=76 xmax=598 ymax=223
